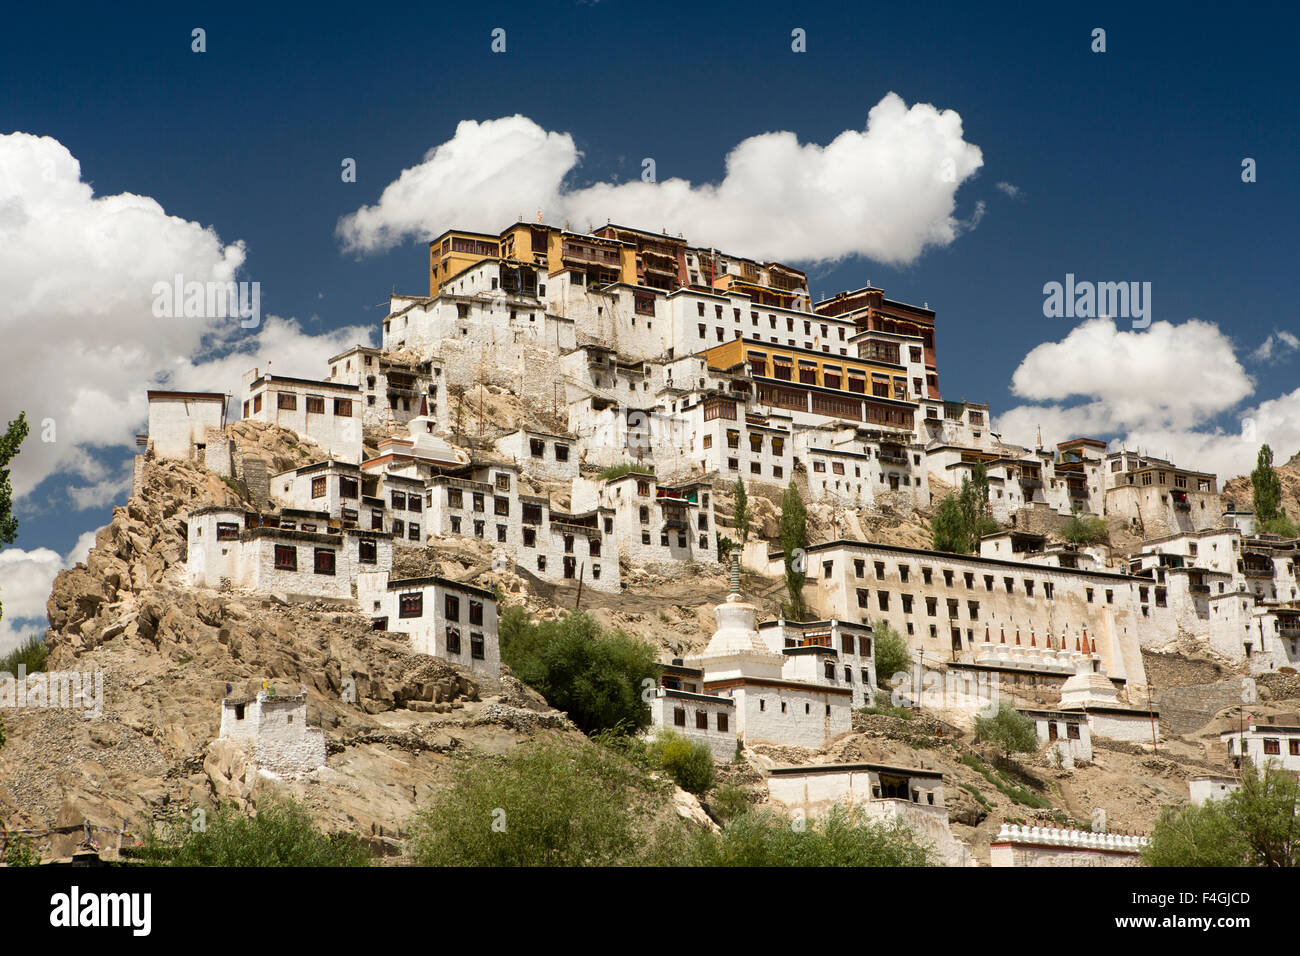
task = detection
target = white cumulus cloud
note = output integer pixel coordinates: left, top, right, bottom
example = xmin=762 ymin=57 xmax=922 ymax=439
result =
xmin=338 ymin=94 xmax=985 ymax=266
xmin=0 ymin=132 xmax=374 ymax=507
xmin=1251 ymin=330 xmax=1300 ymax=364
xmin=993 ymin=316 xmax=1300 ymax=483
xmin=0 ymin=529 xmax=104 ymax=654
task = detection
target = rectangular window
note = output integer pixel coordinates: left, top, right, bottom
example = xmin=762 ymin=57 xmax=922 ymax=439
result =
xmin=305 ymin=395 xmax=325 ymax=414
xmin=358 ymin=538 xmax=377 ymax=564
xmin=313 ymin=548 xmax=336 ymax=575
xmin=445 ymin=594 xmax=460 ymax=621
xmin=399 ymin=592 xmax=423 ymax=618
xmin=717 ymin=712 xmax=729 ymax=733
xmin=470 ymin=632 xmax=485 ymax=660
xmin=274 ymin=545 xmax=296 ymax=571
xmin=446 ymin=628 xmax=461 ymax=655
xmin=674 ymin=707 xmax=686 ymax=727
xmin=312 ymin=476 xmax=327 ymax=498
xmin=333 ymin=398 xmax=352 ymax=416
xmin=1264 ymin=738 xmax=1281 ymax=755
xmin=216 ymin=522 xmax=239 ymax=541
xmin=277 ymin=392 xmax=297 ymax=410
xmin=696 ymin=710 xmax=709 ymax=730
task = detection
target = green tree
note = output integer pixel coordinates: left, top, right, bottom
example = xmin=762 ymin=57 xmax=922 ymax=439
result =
xmin=0 ymin=412 xmax=28 ymax=754
xmin=930 ymin=492 xmax=968 ymax=553
xmin=1252 ymin=444 xmax=1283 ymax=525
xmin=649 ymin=730 xmax=716 ymax=795
xmin=669 ymin=805 xmax=934 ymax=867
xmin=499 ymin=609 xmax=660 ymax=735
xmin=138 ymin=797 xmax=370 ymax=866
xmin=779 ymin=481 xmax=808 ymax=619
xmin=408 ymin=738 xmax=664 ymax=866
xmin=1145 ymin=765 xmax=1300 ymax=867
xmin=931 ymin=466 xmax=999 ymax=554
xmin=973 ymin=703 xmax=1038 ymax=759
xmin=733 ymin=478 xmax=750 ymax=544
xmin=0 ymin=413 xmax=31 ymax=639
xmin=871 ymin=620 xmax=912 ymax=687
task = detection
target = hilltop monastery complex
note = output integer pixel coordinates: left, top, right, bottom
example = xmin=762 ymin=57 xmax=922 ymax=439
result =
xmin=138 ymin=220 xmax=1300 ymax=858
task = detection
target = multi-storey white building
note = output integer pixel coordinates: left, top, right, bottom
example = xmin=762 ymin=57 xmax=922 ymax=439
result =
xmin=240 ymin=369 xmax=363 ymax=463
xmin=325 ymin=345 xmax=447 ymax=432
xmin=1222 ymin=723 xmax=1300 ymax=775
xmin=756 ymin=618 xmax=878 ymax=708
xmin=572 ymin=471 xmax=717 ymax=567
xmin=493 ymin=428 xmax=578 ymax=483
xmin=186 ymin=506 xmax=392 ymax=599
xmin=761 ymin=539 xmax=1151 ymax=695
xmin=357 ymin=571 xmax=500 ymax=679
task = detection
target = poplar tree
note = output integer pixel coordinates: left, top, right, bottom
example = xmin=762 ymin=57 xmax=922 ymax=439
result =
xmin=779 ymin=481 xmax=807 ymax=620
xmin=733 ymin=478 xmax=750 ymax=544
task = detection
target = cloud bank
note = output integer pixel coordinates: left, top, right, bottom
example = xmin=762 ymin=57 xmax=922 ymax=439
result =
xmin=338 ymin=93 xmax=985 ymax=266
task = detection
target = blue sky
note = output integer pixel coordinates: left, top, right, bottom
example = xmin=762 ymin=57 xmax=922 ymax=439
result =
xmin=1 ymin=0 xmax=1298 ymax=644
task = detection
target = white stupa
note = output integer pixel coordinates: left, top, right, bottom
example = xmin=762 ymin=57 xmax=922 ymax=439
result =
xmin=688 ymin=558 xmax=784 ymax=682
xmin=403 ymin=413 xmax=462 ymax=465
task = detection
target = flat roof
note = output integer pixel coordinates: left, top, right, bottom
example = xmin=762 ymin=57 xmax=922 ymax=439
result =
xmin=385 ymin=574 xmax=497 ymax=600
xmin=768 ymin=762 xmax=943 ymax=780
xmin=147 ymin=390 xmax=226 ymax=402
xmin=248 ymin=374 xmax=360 ymax=392
xmin=771 ymin=538 xmax=1138 ymax=583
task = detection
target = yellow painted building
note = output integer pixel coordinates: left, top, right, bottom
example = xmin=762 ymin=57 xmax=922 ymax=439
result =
xmin=429 ymin=223 xmax=638 ymax=296
xmin=703 ymin=338 xmax=911 ymax=401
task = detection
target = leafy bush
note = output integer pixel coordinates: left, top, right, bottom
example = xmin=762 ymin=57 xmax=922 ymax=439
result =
xmin=1145 ymin=764 xmax=1300 ymax=867
xmin=1260 ymin=514 xmax=1300 ymax=538
xmin=959 ymin=753 xmax=1050 ymax=808
xmin=649 ymin=730 xmax=716 ymax=795
xmin=408 ymin=738 xmax=668 ymax=866
xmin=3 ymin=836 xmax=39 ymax=866
xmin=499 ymin=609 xmax=660 ymax=735
xmin=596 ymin=462 xmax=654 ymax=481
xmin=857 ymin=704 xmax=915 ymax=720
xmin=0 ymin=635 xmax=49 ymax=675
xmin=708 ymin=784 xmax=753 ymax=823
xmin=871 ymin=620 xmax=911 ymax=687
xmin=1060 ymin=512 xmax=1109 ymax=545
xmin=973 ymin=703 xmax=1038 ymax=758
xmin=138 ymin=797 xmax=371 ymax=866
xmin=674 ymin=805 xmax=934 ymax=867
